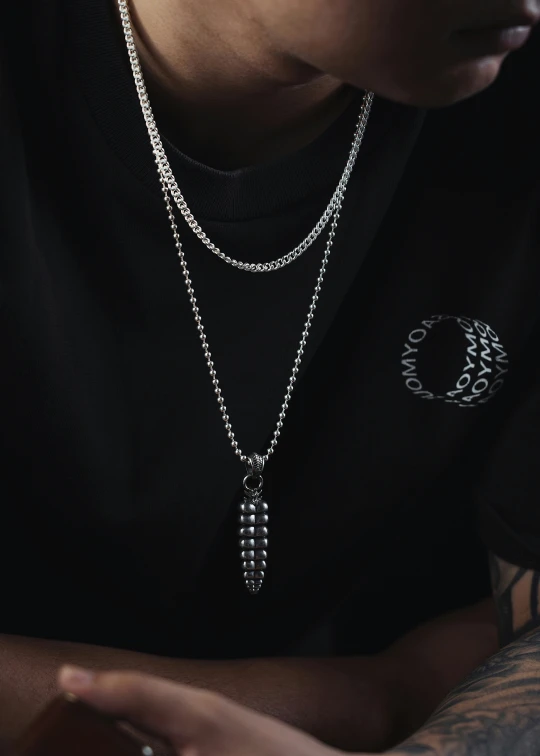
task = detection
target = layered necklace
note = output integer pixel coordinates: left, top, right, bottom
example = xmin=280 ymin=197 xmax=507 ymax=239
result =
xmin=117 ymin=0 xmax=374 ymax=594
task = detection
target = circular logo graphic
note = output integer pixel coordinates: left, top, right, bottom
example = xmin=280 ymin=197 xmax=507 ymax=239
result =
xmin=401 ymin=315 xmax=509 ymax=407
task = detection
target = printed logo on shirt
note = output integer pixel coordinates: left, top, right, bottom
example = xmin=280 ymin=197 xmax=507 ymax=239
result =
xmin=401 ymin=315 xmax=509 ymax=407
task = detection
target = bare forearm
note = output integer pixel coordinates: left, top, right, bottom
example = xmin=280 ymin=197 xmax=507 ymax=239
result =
xmin=380 ymin=598 xmax=498 ymax=746
xmin=0 ymin=600 xmax=496 ymax=752
xmin=0 ymin=633 xmax=389 ymax=751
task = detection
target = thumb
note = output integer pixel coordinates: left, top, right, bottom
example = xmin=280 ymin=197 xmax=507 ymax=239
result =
xmin=58 ymin=666 xmax=216 ymax=748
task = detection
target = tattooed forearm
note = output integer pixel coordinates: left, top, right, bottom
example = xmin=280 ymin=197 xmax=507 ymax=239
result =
xmin=490 ymin=554 xmax=540 ymax=646
xmin=392 ymin=627 xmax=540 ymax=755
xmin=388 ymin=556 xmax=540 ymax=755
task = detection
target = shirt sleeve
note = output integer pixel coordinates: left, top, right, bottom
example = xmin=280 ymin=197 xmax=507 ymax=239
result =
xmin=478 ymin=370 xmax=540 ymax=570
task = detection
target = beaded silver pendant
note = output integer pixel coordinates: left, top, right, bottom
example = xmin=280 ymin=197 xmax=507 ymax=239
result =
xmin=239 ymin=454 xmax=268 ymax=595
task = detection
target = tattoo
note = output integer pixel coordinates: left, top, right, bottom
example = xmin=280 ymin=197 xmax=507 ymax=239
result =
xmin=489 ymin=554 xmax=540 ymax=646
xmin=391 ymin=557 xmax=540 ymax=755
xmin=394 ymin=628 xmax=540 ymax=755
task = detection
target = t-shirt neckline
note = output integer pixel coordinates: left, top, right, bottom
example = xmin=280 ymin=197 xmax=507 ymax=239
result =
xmin=67 ymin=0 xmax=397 ymax=223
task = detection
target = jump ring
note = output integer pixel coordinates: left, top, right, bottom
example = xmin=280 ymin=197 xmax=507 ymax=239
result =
xmin=243 ymin=475 xmax=264 ymax=494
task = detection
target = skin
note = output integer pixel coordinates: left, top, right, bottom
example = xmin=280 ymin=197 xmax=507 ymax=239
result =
xmin=0 ymin=601 xmax=497 ymax=756
xmin=56 ymin=4 xmax=540 ymax=754
xmin=59 ymin=558 xmax=540 ymax=756
xmin=243 ymin=0 xmax=540 ymax=105
xmin=128 ymin=0 xmax=540 ymax=164
xmin=4 ymin=2 xmax=539 ymax=754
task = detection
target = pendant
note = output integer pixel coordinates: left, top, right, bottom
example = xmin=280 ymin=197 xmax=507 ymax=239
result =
xmin=239 ymin=453 xmax=268 ymax=595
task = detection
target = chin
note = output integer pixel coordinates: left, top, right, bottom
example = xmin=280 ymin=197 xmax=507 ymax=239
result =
xmin=378 ymin=57 xmax=505 ymax=108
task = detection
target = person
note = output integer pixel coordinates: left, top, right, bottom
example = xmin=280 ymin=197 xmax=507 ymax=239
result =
xmin=1 ymin=0 xmax=540 ymax=753
xmin=55 ymin=650 xmax=540 ymax=754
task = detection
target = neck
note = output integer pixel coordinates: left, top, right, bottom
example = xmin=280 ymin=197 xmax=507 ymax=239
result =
xmin=123 ymin=0 xmax=353 ymax=168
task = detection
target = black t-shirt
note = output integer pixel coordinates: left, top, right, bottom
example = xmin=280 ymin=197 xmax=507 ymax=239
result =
xmin=2 ymin=1 xmax=540 ymax=659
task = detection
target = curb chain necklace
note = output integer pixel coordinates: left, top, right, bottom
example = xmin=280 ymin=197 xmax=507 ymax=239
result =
xmin=118 ymin=0 xmax=374 ymax=594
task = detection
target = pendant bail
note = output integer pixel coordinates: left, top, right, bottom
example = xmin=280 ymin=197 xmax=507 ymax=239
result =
xmin=245 ymin=453 xmax=265 ymax=477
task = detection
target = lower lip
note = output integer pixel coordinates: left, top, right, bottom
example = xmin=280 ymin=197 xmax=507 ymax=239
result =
xmin=455 ymin=25 xmax=532 ymax=55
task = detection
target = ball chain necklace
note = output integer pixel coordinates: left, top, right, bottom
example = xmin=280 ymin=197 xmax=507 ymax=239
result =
xmin=118 ymin=0 xmax=374 ymax=594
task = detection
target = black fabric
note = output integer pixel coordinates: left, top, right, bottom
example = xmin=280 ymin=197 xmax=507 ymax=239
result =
xmin=1 ymin=1 xmax=540 ymax=659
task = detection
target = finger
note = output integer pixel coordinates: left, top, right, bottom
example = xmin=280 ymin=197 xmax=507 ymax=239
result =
xmin=58 ymin=666 xmax=215 ymax=747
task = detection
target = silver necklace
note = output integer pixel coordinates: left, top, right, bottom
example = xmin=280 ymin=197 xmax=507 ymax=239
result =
xmin=118 ymin=0 xmax=373 ymax=274
xmin=118 ymin=0 xmax=374 ymax=593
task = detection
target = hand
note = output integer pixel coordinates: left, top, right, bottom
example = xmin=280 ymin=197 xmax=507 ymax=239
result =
xmin=58 ymin=667 xmax=346 ymax=756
